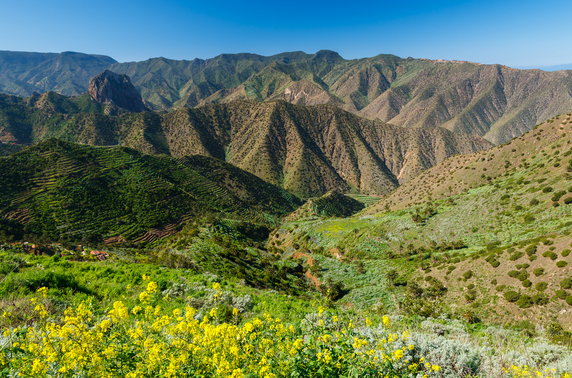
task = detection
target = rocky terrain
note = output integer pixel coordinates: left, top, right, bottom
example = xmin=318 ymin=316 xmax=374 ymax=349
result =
xmin=2 ymin=50 xmax=572 ymax=143
xmin=0 ymin=92 xmax=492 ymax=196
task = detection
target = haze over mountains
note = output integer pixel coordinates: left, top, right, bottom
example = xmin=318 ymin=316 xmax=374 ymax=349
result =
xmin=2 ymin=50 xmax=572 ymax=144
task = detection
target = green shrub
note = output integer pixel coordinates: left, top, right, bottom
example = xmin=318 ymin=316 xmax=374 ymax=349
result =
xmin=529 ymin=199 xmax=540 ymax=206
xmin=531 ymin=293 xmax=549 ymax=305
xmin=542 ymin=186 xmax=554 ymax=193
xmin=533 ymin=268 xmax=545 ymax=277
xmin=508 ymin=270 xmax=529 ymax=281
xmin=562 ymin=249 xmax=571 ymax=257
xmin=525 ymin=245 xmax=537 ymax=255
xmin=564 ymin=196 xmax=572 ymax=204
xmin=567 ymin=295 xmax=572 ymax=306
xmin=516 ymin=295 xmax=533 ymax=308
xmin=522 ymin=279 xmax=532 ymax=288
xmin=560 ymin=278 xmax=572 ymax=289
xmin=542 ymin=251 xmax=558 ymax=260
xmin=556 ymin=261 xmax=568 ymax=268
xmin=462 ymin=270 xmax=474 ymax=280
xmin=535 ymin=282 xmax=548 ymax=291
xmin=555 ymin=289 xmax=568 ymax=300
xmin=509 ymin=251 xmax=524 ymax=261
xmin=504 ymin=290 xmax=520 ymax=303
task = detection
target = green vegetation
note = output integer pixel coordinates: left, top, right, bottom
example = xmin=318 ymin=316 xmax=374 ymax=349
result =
xmin=0 ymin=140 xmax=300 ymax=244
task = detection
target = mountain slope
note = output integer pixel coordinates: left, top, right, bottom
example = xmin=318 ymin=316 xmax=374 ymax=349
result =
xmin=0 ymin=94 xmax=492 ymax=197
xmin=271 ymin=112 xmax=572 ymax=328
xmin=2 ymin=50 xmax=572 ymax=143
xmin=0 ymin=51 xmax=116 ymax=96
xmin=0 ymin=140 xmax=301 ymax=243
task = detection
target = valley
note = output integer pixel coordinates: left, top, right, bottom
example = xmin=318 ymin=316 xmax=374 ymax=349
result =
xmin=0 ymin=49 xmax=571 ymax=377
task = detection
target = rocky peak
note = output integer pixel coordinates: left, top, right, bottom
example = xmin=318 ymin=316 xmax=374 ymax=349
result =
xmin=88 ymin=70 xmax=147 ymax=112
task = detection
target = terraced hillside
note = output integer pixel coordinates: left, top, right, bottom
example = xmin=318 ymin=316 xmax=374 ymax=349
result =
xmin=0 ymin=93 xmax=491 ymax=197
xmin=3 ymin=50 xmax=572 ymax=143
xmin=271 ymin=113 xmax=572 ymax=329
xmin=0 ymin=139 xmax=301 ymax=243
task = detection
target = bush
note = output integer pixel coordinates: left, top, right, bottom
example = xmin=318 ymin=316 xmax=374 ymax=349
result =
xmin=522 ymin=280 xmax=532 ymax=288
xmin=562 ymin=249 xmax=571 ymax=257
xmin=462 ymin=270 xmax=474 ymax=280
xmin=531 ymin=293 xmax=549 ymax=305
xmin=533 ymin=268 xmax=545 ymax=277
xmin=509 ymin=251 xmax=524 ymax=261
xmin=535 ymin=282 xmax=548 ymax=291
xmin=516 ymin=295 xmax=533 ymax=308
xmin=564 ymin=196 xmax=572 ymax=204
xmin=508 ymin=270 xmax=529 ymax=281
xmin=542 ymin=251 xmax=558 ymax=260
xmin=504 ymin=291 xmax=521 ymax=302
xmin=555 ymin=289 xmax=568 ymax=300
xmin=560 ymin=278 xmax=572 ymax=289
xmin=556 ymin=261 xmax=568 ymax=268
xmin=529 ymin=199 xmax=540 ymax=206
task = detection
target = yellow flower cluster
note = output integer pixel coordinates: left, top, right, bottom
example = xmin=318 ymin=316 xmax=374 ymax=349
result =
xmin=506 ymin=365 xmax=571 ymax=378
xmin=0 ymin=282 xmax=442 ymax=377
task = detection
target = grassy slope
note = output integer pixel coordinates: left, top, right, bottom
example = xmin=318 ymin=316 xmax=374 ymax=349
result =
xmin=0 ymin=139 xmax=301 ymax=244
xmin=272 ymin=113 xmax=572 ymax=329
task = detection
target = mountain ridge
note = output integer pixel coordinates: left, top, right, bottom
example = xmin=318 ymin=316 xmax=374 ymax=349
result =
xmin=0 ymin=92 xmax=492 ymax=197
xmin=2 ymin=50 xmax=572 ymax=143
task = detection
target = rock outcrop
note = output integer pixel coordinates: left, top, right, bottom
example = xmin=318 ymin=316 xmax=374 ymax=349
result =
xmin=88 ymin=70 xmax=147 ymax=112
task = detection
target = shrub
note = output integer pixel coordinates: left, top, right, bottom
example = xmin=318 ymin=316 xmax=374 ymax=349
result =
xmin=560 ymin=278 xmax=572 ymax=289
xmin=525 ymin=245 xmax=537 ymax=255
xmin=522 ymin=280 xmax=532 ymax=288
xmin=562 ymin=249 xmax=571 ymax=257
xmin=533 ymin=268 xmax=545 ymax=277
xmin=555 ymin=290 xmax=568 ymax=300
xmin=509 ymin=251 xmax=524 ymax=261
xmin=504 ymin=291 xmax=521 ymax=302
xmin=564 ymin=196 xmax=572 ymax=204
xmin=542 ymin=251 xmax=558 ymax=260
xmin=508 ymin=270 xmax=529 ymax=281
xmin=567 ymin=295 xmax=572 ymax=306
xmin=556 ymin=261 xmax=568 ymax=268
xmin=529 ymin=199 xmax=540 ymax=206
xmin=542 ymin=187 xmax=553 ymax=193
xmin=535 ymin=282 xmax=548 ymax=291
xmin=462 ymin=270 xmax=474 ymax=280
xmin=523 ymin=214 xmax=535 ymax=223
xmin=531 ymin=293 xmax=549 ymax=305
xmin=516 ymin=295 xmax=533 ymax=308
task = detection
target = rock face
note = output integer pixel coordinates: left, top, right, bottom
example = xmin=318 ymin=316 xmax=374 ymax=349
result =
xmin=88 ymin=70 xmax=147 ymax=112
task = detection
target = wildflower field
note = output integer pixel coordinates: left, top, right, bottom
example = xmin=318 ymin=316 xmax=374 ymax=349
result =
xmin=0 ymin=278 xmax=570 ymax=377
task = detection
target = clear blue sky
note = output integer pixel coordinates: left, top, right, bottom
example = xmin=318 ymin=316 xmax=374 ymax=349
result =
xmin=1 ymin=0 xmax=571 ymax=67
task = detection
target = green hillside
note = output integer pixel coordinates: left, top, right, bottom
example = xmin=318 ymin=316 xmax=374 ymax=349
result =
xmin=0 ymin=139 xmax=301 ymax=244
xmin=272 ymin=113 xmax=572 ymax=330
xmin=286 ymin=191 xmax=365 ymax=221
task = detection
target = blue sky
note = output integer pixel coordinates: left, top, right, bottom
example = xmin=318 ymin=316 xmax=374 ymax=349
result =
xmin=1 ymin=0 xmax=571 ymax=67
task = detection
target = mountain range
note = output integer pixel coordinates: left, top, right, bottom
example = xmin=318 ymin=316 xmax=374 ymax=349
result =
xmin=0 ymin=90 xmax=491 ymax=197
xmin=2 ymin=50 xmax=572 ymax=144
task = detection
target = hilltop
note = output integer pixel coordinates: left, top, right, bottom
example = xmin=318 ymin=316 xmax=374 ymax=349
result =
xmin=0 ymin=92 xmax=491 ymax=197
xmin=2 ymin=50 xmax=572 ymax=143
